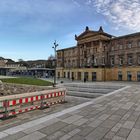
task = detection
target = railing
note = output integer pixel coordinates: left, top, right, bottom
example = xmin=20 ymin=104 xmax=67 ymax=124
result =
xmin=0 ymin=88 xmax=66 ymax=119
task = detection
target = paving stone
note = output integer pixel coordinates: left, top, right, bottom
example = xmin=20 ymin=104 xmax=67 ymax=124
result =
xmin=85 ymin=127 xmax=109 ymax=140
xmin=39 ymin=136 xmax=48 ymax=140
xmin=121 ymin=102 xmax=134 ymax=110
xmin=134 ymin=120 xmax=140 ymax=129
xmin=104 ymin=131 xmax=116 ymax=139
xmin=69 ymin=109 xmax=81 ymax=114
xmin=58 ymin=113 xmax=72 ymax=120
xmin=61 ymin=124 xmax=77 ymax=133
xmin=2 ymin=132 xmax=26 ymax=140
xmin=135 ymin=106 xmax=140 ymax=111
xmin=102 ymin=138 xmax=113 ymax=140
xmin=77 ymin=126 xmax=94 ymax=137
xmin=59 ymin=134 xmax=71 ymax=140
xmin=88 ymin=119 xmax=103 ymax=128
xmin=109 ymin=115 xmax=122 ymax=122
xmin=47 ymin=131 xmax=65 ymax=140
xmin=39 ymin=121 xmax=67 ymax=135
xmin=127 ymin=128 xmax=140 ymax=140
xmin=127 ymin=112 xmax=140 ymax=121
xmin=111 ymin=123 xmax=122 ymax=132
xmin=23 ymin=124 xmax=45 ymax=134
xmin=97 ymin=107 xmax=106 ymax=111
xmin=121 ymin=113 xmax=130 ymax=121
xmin=72 ymin=118 xmax=88 ymax=126
xmin=68 ymin=128 xmax=81 ymax=136
xmin=69 ymin=134 xmax=85 ymax=140
xmin=111 ymin=107 xmax=119 ymax=111
xmin=98 ymin=114 xmax=110 ymax=121
xmin=116 ymin=128 xmax=131 ymax=138
xmin=99 ymin=120 xmax=117 ymax=129
xmin=18 ymin=131 xmax=46 ymax=140
xmin=113 ymin=109 xmax=127 ymax=116
xmin=112 ymin=136 xmax=126 ymax=140
xmin=61 ymin=115 xmax=83 ymax=124
xmin=122 ymin=121 xmax=135 ymax=129
xmin=90 ymin=110 xmax=100 ymax=115
xmin=0 ymin=132 xmax=8 ymax=139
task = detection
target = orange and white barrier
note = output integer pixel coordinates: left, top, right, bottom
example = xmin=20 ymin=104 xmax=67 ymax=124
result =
xmin=0 ymin=88 xmax=66 ymax=119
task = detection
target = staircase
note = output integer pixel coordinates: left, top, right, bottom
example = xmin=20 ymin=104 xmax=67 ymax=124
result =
xmin=60 ymin=83 xmax=124 ymax=99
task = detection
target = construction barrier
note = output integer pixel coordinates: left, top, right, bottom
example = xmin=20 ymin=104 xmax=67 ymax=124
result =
xmin=0 ymin=88 xmax=66 ymax=119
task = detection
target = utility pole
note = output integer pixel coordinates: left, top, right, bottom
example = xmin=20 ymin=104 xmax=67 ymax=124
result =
xmin=52 ymin=40 xmax=58 ymax=87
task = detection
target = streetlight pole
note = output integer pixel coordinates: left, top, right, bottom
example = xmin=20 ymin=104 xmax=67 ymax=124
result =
xmin=52 ymin=40 xmax=58 ymax=87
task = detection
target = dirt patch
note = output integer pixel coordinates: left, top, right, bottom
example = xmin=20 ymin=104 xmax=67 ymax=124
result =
xmin=0 ymin=82 xmax=54 ymax=96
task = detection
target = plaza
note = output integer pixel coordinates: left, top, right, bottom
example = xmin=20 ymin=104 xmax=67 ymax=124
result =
xmin=0 ymin=81 xmax=140 ymax=140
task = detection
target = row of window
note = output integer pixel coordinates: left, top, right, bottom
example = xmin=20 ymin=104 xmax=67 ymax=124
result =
xmin=59 ymin=55 xmax=140 ymax=67
xmin=111 ymin=55 xmax=140 ymax=65
xmin=62 ymin=71 xmax=97 ymax=81
xmin=59 ymin=71 xmax=140 ymax=81
xmin=118 ymin=71 xmax=140 ymax=81
xmin=111 ymin=40 xmax=140 ymax=51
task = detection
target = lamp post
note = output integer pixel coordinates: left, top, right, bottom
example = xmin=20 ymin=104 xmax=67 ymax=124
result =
xmin=52 ymin=40 xmax=58 ymax=87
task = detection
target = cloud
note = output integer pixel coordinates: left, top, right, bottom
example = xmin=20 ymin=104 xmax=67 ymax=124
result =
xmin=73 ymin=0 xmax=140 ymax=31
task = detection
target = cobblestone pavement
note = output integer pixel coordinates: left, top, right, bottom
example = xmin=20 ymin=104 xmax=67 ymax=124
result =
xmin=0 ymin=82 xmax=140 ymax=140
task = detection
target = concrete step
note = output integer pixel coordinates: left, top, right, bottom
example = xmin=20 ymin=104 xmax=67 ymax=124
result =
xmin=67 ymin=91 xmax=102 ymax=98
xmin=66 ymin=87 xmax=113 ymax=94
xmin=63 ymin=84 xmax=124 ymax=90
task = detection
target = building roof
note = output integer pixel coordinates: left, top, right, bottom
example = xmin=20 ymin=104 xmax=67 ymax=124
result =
xmin=111 ymin=31 xmax=140 ymax=40
xmin=75 ymin=26 xmax=113 ymax=40
xmin=57 ymin=46 xmax=76 ymax=52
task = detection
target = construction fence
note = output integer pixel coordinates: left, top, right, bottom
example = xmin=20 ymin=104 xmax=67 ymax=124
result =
xmin=0 ymin=88 xmax=66 ymax=119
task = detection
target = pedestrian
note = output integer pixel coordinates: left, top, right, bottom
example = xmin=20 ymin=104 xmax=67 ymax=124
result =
xmin=84 ymin=77 xmax=86 ymax=83
xmin=72 ymin=76 xmax=74 ymax=81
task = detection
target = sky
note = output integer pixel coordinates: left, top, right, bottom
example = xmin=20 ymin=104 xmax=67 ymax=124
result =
xmin=0 ymin=0 xmax=140 ymax=61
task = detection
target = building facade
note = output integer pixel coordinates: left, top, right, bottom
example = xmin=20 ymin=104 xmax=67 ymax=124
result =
xmin=56 ymin=26 xmax=140 ymax=81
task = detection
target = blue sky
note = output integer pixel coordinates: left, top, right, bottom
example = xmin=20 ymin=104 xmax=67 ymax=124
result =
xmin=0 ymin=0 xmax=140 ymax=61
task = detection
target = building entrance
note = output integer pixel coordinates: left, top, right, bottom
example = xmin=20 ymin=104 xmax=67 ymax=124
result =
xmin=84 ymin=72 xmax=88 ymax=81
xmin=118 ymin=71 xmax=122 ymax=81
xmin=137 ymin=72 xmax=140 ymax=81
xmin=127 ymin=72 xmax=132 ymax=81
xmin=92 ymin=72 xmax=96 ymax=81
xmin=77 ymin=72 xmax=81 ymax=80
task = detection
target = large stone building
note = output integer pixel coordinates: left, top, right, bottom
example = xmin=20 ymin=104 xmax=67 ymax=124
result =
xmin=56 ymin=26 xmax=140 ymax=81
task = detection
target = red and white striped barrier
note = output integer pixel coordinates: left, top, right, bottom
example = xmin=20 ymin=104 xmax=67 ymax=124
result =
xmin=2 ymin=91 xmax=65 ymax=107
xmin=0 ymin=88 xmax=66 ymax=119
xmin=7 ymin=99 xmax=64 ymax=117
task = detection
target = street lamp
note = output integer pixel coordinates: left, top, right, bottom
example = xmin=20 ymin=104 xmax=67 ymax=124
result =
xmin=52 ymin=40 xmax=58 ymax=87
